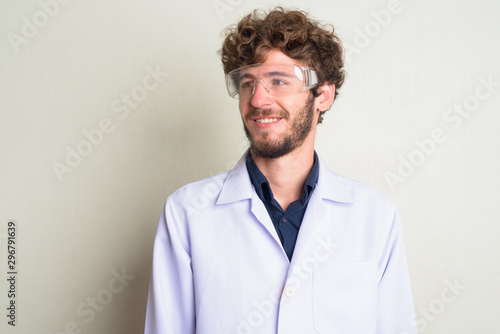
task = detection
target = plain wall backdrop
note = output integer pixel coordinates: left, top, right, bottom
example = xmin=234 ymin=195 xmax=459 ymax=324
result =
xmin=1 ymin=0 xmax=499 ymax=333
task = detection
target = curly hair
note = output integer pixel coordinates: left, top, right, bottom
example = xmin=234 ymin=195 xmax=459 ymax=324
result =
xmin=219 ymin=7 xmax=345 ymax=123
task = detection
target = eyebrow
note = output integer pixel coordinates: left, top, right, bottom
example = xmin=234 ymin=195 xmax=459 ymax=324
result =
xmin=239 ymin=73 xmax=255 ymax=81
xmin=239 ymin=71 xmax=295 ymax=82
xmin=265 ymin=71 xmax=295 ymax=78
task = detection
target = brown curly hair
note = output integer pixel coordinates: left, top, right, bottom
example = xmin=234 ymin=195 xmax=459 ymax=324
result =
xmin=219 ymin=7 xmax=345 ymax=123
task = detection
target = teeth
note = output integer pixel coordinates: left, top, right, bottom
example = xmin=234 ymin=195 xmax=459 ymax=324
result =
xmin=256 ymin=118 xmax=279 ymax=124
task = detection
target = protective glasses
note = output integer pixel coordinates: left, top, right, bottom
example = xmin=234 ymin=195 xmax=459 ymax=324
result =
xmin=225 ymin=63 xmax=318 ymax=100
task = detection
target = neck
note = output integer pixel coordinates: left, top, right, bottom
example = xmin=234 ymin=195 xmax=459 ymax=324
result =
xmin=251 ymin=142 xmax=315 ymax=211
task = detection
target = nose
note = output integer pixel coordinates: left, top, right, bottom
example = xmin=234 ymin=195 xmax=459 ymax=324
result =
xmin=250 ymin=79 xmax=273 ymax=108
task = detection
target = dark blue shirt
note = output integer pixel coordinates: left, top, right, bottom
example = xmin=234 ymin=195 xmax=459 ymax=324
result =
xmin=245 ymin=152 xmax=319 ymax=261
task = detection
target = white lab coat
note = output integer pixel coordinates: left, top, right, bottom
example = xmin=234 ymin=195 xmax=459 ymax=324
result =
xmin=145 ymin=152 xmax=418 ymax=334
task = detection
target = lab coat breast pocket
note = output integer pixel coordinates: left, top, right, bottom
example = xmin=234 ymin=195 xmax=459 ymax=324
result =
xmin=312 ymin=261 xmax=377 ymax=334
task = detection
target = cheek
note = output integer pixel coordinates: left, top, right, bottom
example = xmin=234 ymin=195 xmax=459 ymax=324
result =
xmin=276 ymin=93 xmax=312 ymax=114
xmin=239 ymin=101 xmax=249 ymax=118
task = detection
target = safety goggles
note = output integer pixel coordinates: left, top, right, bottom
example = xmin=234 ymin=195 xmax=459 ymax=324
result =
xmin=225 ymin=63 xmax=319 ymax=100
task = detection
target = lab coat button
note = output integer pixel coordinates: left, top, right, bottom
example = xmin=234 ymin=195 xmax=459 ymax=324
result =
xmin=285 ymin=287 xmax=295 ymax=297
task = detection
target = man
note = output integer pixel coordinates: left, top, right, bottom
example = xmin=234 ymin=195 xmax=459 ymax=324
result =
xmin=145 ymin=7 xmax=417 ymax=334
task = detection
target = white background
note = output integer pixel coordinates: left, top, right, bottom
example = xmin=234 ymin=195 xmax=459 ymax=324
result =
xmin=1 ymin=0 xmax=499 ymax=333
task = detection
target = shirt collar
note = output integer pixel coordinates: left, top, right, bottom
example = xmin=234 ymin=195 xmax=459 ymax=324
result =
xmin=216 ymin=150 xmax=354 ymax=205
xmin=303 ymin=152 xmax=319 ymax=202
xmin=245 ymin=151 xmax=319 ymax=206
xmin=245 ymin=153 xmax=271 ymax=202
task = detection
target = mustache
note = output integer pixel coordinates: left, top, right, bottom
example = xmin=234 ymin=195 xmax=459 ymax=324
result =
xmin=245 ymin=108 xmax=288 ymax=120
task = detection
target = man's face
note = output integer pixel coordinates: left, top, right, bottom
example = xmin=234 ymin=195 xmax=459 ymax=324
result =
xmin=239 ymin=50 xmax=320 ymax=159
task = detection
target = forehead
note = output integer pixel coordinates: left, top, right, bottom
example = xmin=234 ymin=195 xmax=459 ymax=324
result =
xmin=237 ymin=49 xmax=306 ymax=77
xmin=261 ymin=49 xmax=304 ymax=66
xmin=239 ymin=63 xmax=298 ymax=78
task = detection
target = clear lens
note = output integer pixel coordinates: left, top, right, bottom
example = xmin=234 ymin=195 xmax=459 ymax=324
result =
xmin=225 ymin=63 xmax=318 ymax=100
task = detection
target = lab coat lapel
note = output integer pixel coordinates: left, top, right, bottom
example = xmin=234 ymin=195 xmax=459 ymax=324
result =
xmin=288 ymin=189 xmax=327 ymax=268
xmin=250 ymin=192 xmax=285 ymax=253
xmin=288 ymin=156 xmax=355 ymax=269
xmin=217 ymin=151 xmax=286 ymax=254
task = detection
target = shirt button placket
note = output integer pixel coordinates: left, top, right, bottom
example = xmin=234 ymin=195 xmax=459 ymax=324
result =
xmin=285 ymin=286 xmax=296 ymax=298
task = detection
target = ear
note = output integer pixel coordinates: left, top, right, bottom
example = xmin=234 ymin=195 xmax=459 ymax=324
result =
xmin=316 ymin=84 xmax=335 ymax=112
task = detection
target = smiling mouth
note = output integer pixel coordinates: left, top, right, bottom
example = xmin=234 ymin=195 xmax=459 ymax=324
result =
xmin=254 ymin=118 xmax=280 ymax=124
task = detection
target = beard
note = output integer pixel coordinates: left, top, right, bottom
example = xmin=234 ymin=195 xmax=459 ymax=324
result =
xmin=243 ymin=94 xmax=315 ymax=159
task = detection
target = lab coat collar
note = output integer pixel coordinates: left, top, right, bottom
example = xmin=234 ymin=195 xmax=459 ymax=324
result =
xmin=315 ymin=155 xmax=354 ymax=203
xmin=217 ymin=151 xmax=354 ymax=205
xmin=216 ymin=151 xmax=254 ymax=204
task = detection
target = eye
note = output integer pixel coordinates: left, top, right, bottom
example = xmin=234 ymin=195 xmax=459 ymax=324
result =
xmin=240 ymin=81 xmax=253 ymax=89
xmin=271 ymin=79 xmax=288 ymax=86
